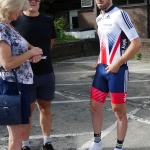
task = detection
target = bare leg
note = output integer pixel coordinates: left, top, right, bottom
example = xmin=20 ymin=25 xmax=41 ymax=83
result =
xmin=7 ymin=124 xmax=25 ymax=150
xmin=37 ymin=99 xmax=52 ymax=136
xmin=22 ymin=102 xmax=36 ymax=142
xmin=112 ymin=103 xmax=127 ymax=141
xmin=90 ymin=99 xmax=104 ymax=134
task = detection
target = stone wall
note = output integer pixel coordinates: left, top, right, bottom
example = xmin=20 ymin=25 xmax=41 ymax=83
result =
xmin=51 ymin=38 xmax=100 ymax=60
xmin=51 ymin=38 xmax=150 ymax=60
xmin=51 ymin=40 xmax=83 ymax=60
xmin=83 ymin=38 xmax=99 ymax=55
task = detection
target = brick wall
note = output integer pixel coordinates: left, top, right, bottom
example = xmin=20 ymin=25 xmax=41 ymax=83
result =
xmin=140 ymin=39 xmax=150 ymax=59
xmin=52 ymin=3 xmax=148 ymax=38
xmin=78 ymin=11 xmax=96 ymax=29
xmin=121 ymin=6 xmax=147 ymax=38
xmin=78 ymin=2 xmax=97 ymax=29
xmin=77 ymin=5 xmax=147 ymax=38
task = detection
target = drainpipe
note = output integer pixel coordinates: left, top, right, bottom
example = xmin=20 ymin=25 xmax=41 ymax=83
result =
xmin=147 ymin=0 xmax=150 ymax=38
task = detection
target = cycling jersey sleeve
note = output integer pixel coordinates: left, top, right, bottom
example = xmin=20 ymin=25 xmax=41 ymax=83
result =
xmin=117 ymin=10 xmax=139 ymax=41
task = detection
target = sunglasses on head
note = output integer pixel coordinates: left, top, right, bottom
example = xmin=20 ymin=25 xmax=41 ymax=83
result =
xmin=28 ymin=0 xmax=41 ymax=2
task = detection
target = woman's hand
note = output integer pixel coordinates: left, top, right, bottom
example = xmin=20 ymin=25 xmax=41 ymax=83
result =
xmin=30 ymin=47 xmax=43 ymax=56
xmin=30 ymin=55 xmax=42 ymax=63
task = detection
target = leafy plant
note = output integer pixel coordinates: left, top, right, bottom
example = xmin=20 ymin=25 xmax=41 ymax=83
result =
xmin=134 ymin=52 xmax=142 ymax=60
xmin=54 ymin=16 xmax=70 ymax=31
xmin=54 ymin=16 xmax=79 ymax=43
xmin=40 ymin=1 xmax=79 ymax=43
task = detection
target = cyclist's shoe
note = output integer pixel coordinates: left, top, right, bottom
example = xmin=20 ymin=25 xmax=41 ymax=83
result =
xmin=89 ymin=142 xmax=102 ymax=150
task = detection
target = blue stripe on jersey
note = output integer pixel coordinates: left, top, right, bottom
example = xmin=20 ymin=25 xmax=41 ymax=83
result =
xmin=108 ymin=33 xmax=116 ymax=54
xmin=120 ymin=10 xmax=133 ymax=29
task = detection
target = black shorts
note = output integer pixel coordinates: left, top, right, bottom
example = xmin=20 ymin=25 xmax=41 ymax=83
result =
xmin=30 ymin=72 xmax=55 ymax=103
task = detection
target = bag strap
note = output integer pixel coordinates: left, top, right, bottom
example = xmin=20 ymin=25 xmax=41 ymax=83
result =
xmin=0 ymin=67 xmax=21 ymax=94
xmin=12 ymin=69 xmax=21 ymax=95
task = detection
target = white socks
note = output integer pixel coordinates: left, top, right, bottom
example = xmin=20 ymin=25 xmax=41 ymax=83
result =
xmin=22 ymin=140 xmax=30 ymax=148
xmin=22 ymin=136 xmax=51 ymax=147
xmin=43 ymin=136 xmax=51 ymax=145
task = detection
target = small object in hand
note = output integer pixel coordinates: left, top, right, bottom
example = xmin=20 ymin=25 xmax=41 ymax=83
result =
xmin=41 ymin=56 xmax=47 ymax=59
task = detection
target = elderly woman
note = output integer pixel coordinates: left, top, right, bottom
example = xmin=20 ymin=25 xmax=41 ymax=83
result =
xmin=0 ymin=0 xmax=43 ymax=149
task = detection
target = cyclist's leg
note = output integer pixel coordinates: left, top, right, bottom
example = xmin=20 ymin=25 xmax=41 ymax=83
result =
xmin=109 ymin=66 xmax=128 ymax=149
xmin=89 ymin=64 xmax=109 ymax=150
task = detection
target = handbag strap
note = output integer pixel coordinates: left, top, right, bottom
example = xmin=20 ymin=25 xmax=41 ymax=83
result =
xmin=0 ymin=67 xmax=21 ymax=94
xmin=12 ymin=69 xmax=21 ymax=95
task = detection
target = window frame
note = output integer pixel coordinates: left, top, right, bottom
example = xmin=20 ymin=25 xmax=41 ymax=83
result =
xmin=113 ymin=0 xmax=147 ymax=7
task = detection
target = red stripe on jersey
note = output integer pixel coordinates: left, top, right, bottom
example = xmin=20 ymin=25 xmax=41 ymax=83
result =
xmin=101 ymin=36 xmax=107 ymax=64
xmin=110 ymin=92 xmax=127 ymax=104
xmin=110 ymin=35 xmax=121 ymax=64
xmin=90 ymin=86 xmax=107 ymax=103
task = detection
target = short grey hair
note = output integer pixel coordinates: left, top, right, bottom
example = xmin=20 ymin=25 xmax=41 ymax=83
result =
xmin=0 ymin=0 xmax=29 ymax=23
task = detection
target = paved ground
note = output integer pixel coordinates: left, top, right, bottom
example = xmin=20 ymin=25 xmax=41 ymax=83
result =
xmin=0 ymin=56 xmax=150 ymax=150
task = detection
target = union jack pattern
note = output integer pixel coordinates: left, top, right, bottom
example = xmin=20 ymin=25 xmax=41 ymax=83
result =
xmin=96 ymin=5 xmax=138 ymax=65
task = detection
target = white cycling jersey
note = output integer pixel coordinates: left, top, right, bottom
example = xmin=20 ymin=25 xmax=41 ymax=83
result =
xmin=96 ymin=5 xmax=139 ymax=65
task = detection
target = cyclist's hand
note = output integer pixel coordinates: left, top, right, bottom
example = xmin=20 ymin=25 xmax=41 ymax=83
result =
xmin=106 ymin=62 xmax=120 ymax=73
xmin=93 ymin=62 xmax=98 ymax=69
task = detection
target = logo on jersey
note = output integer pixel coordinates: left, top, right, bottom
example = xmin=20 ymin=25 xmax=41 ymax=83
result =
xmin=96 ymin=17 xmax=102 ymax=23
xmin=121 ymin=39 xmax=127 ymax=49
xmin=124 ymin=93 xmax=127 ymax=102
xmin=103 ymin=24 xmax=112 ymax=27
xmin=106 ymin=15 xmax=111 ymax=19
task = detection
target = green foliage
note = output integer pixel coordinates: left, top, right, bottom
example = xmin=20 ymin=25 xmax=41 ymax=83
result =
xmin=39 ymin=0 xmax=79 ymax=43
xmin=134 ymin=52 xmax=142 ymax=60
xmin=54 ymin=34 xmax=80 ymax=43
xmin=40 ymin=0 xmax=54 ymax=15
xmin=54 ymin=17 xmax=79 ymax=43
xmin=89 ymin=75 xmax=94 ymax=79
xmin=54 ymin=16 xmax=70 ymax=31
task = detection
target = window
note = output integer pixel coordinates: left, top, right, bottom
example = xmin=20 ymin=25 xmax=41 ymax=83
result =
xmin=113 ymin=0 xmax=145 ymax=5
xmin=113 ymin=0 xmax=127 ymax=5
xmin=70 ymin=1 xmax=81 ymax=10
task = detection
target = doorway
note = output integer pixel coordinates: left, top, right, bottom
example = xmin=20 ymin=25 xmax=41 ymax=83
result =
xmin=69 ymin=10 xmax=79 ymax=29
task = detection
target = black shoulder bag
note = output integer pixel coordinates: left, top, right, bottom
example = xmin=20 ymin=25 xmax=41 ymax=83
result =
xmin=0 ymin=70 xmax=22 ymax=125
